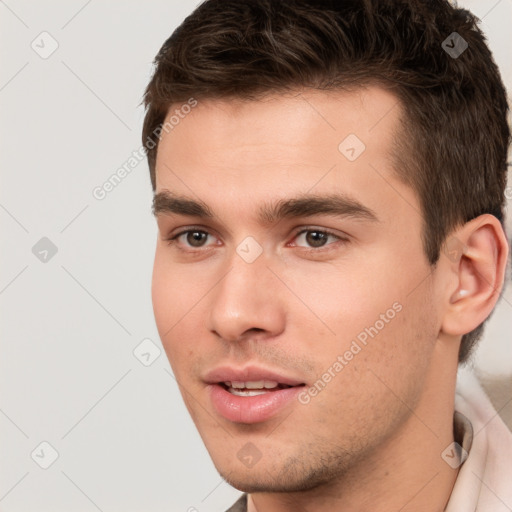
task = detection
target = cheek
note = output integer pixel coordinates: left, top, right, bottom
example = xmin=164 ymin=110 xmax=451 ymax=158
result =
xmin=288 ymin=252 xmax=434 ymax=372
xmin=301 ymin=293 xmax=436 ymax=444
xmin=151 ymin=253 xmax=201 ymax=365
xmin=282 ymin=259 xmax=401 ymax=345
xmin=152 ymin=249 xmax=203 ymax=322
xmin=151 ymin=253 xmax=175 ymax=336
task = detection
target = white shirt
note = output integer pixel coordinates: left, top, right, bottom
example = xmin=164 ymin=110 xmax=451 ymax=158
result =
xmin=445 ymin=366 xmax=512 ymax=511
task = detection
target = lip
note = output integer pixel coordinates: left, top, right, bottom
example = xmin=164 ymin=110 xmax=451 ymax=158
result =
xmin=204 ymin=365 xmax=306 ymax=424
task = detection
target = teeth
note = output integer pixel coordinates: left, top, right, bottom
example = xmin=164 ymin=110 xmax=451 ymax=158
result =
xmin=226 ymin=380 xmax=279 ymax=390
xmin=245 ymin=381 xmax=266 ymax=389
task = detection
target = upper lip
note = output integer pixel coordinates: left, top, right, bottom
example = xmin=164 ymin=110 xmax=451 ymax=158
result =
xmin=203 ymin=365 xmax=306 ymax=386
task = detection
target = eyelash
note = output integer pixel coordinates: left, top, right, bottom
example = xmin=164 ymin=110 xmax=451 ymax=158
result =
xmin=165 ymin=226 xmax=347 ymax=253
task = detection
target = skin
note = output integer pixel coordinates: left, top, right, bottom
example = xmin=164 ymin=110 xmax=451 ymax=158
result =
xmin=151 ymin=87 xmax=508 ymax=511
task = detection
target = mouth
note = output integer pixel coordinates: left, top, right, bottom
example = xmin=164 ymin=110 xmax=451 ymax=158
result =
xmin=204 ymin=368 xmax=306 ymax=424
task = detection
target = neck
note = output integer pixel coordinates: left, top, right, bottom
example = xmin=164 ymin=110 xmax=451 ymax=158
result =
xmin=248 ymin=344 xmax=460 ymax=512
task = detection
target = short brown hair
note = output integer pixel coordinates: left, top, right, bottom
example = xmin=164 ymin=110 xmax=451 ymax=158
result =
xmin=142 ymin=0 xmax=510 ymax=363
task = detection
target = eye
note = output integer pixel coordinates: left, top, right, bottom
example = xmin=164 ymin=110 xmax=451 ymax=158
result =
xmin=166 ymin=229 xmax=217 ymax=249
xmin=292 ymin=228 xmax=345 ymax=249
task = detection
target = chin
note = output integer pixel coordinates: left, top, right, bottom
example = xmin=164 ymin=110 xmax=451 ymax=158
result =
xmin=215 ymin=458 xmax=340 ymax=494
xmin=222 ymin=473 xmax=315 ymax=494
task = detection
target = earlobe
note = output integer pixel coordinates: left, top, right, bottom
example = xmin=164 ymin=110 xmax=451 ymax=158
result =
xmin=441 ymin=214 xmax=509 ymax=336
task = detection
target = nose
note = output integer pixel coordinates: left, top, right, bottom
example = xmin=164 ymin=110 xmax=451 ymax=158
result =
xmin=207 ymin=248 xmax=286 ymax=343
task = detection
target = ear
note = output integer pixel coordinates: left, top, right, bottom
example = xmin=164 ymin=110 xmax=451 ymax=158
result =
xmin=440 ymin=214 xmax=509 ymax=337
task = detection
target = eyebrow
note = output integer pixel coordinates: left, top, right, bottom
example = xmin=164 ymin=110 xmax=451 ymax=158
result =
xmin=152 ymin=190 xmax=379 ymax=225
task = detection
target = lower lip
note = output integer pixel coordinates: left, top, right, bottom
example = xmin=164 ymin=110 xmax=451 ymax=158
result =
xmin=208 ymin=384 xmax=304 ymax=424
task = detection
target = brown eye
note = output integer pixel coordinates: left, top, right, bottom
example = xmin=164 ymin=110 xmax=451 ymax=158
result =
xmin=166 ymin=229 xmax=214 ymax=249
xmin=186 ymin=231 xmax=208 ymax=247
xmin=294 ymin=229 xmax=341 ymax=249
xmin=305 ymin=231 xmax=329 ymax=247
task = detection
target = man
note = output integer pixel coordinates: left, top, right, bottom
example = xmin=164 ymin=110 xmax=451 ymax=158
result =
xmin=142 ymin=0 xmax=512 ymax=510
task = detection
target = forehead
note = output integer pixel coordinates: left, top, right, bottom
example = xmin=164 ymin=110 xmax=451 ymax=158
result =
xmin=154 ymin=87 xmax=418 ymax=226
xmin=157 ymin=87 xmax=401 ymax=162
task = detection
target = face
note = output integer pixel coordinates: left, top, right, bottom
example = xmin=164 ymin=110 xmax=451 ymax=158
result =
xmin=151 ymin=87 xmax=443 ymax=492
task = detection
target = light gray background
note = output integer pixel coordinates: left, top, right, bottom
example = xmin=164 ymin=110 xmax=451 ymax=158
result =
xmin=1 ymin=1 xmax=511 ymax=511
